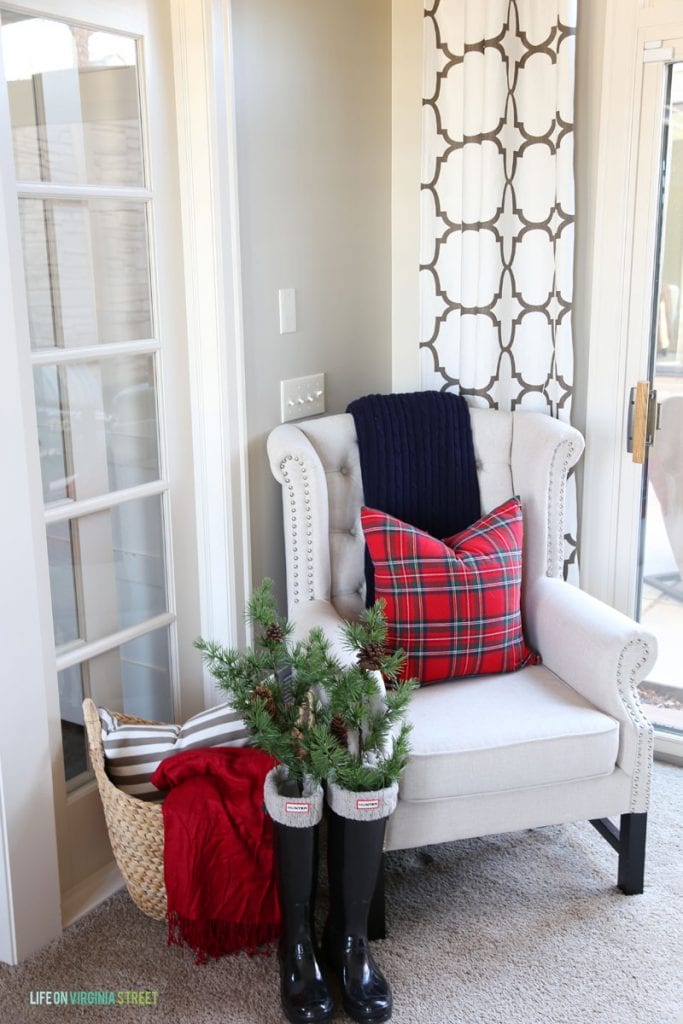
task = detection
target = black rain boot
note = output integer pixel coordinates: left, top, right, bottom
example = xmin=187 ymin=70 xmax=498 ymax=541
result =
xmin=325 ymin=802 xmax=393 ymax=1024
xmin=265 ymin=768 xmax=333 ymax=1024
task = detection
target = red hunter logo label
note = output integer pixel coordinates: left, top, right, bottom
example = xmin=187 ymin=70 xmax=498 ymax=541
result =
xmin=356 ymin=798 xmax=380 ymax=811
xmin=285 ymin=802 xmax=310 ymax=815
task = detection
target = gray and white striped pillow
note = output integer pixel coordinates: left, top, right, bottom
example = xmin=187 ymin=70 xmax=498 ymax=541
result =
xmin=99 ymin=703 xmax=250 ymax=801
xmin=177 ymin=703 xmax=250 ymax=752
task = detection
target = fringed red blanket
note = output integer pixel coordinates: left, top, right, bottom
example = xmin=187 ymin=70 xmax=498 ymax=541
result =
xmin=151 ymin=746 xmax=281 ymax=964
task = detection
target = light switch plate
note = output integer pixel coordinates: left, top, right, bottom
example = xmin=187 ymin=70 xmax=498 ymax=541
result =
xmin=278 ymin=288 xmax=296 ymax=334
xmin=280 ymin=373 xmax=325 ymax=423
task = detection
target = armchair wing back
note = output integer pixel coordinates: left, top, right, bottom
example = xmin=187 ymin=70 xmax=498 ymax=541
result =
xmin=268 ymin=409 xmax=581 ymax=622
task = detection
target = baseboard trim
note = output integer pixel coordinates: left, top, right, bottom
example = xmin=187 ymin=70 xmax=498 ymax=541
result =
xmin=654 ymin=731 xmax=683 ymax=767
xmin=61 ymin=860 xmax=124 ymax=929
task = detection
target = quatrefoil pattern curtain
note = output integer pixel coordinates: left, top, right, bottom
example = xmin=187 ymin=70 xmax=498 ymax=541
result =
xmin=420 ymin=0 xmax=578 ymax=577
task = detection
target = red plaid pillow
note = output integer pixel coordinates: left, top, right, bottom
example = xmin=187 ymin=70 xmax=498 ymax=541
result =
xmin=361 ymin=497 xmax=539 ymax=685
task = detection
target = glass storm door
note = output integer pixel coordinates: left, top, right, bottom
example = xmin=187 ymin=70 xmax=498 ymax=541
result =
xmin=635 ymin=59 xmax=683 ymax=739
xmin=0 ymin=0 xmax=200 ymax=903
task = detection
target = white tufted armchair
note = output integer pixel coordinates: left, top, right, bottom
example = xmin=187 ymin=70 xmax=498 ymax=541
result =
xmin=267 ymin=409 xmax=657 ymax=934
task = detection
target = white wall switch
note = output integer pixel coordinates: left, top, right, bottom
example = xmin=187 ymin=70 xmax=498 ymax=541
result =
xmin=280 ymin=373 xmax=326 ymax=423
xmin=278 ymin=288 xmax=297 ymax=334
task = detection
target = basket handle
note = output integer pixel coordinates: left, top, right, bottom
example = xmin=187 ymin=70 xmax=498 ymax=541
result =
xmin=82 ymin=698 xmax=106 ymax=773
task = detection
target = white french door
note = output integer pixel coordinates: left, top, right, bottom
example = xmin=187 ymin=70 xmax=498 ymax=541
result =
xmin=0 ymin=0 xmax=201 ymax=908
xmin=625 ymin=34 xmax=683 ymax=754
xmin=581 ymin=17 xmax=683 ymax=764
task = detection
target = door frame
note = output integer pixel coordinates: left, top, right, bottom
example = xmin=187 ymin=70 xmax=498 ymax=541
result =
xmin=580 ymin=0 xmax=683 ymax=762
xmin=0 ymin=0 xmax=250 ymax=963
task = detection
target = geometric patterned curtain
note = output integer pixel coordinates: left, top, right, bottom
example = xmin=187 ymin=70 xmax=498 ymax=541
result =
xmin=420 ymin=0 xmax=578 ymax=578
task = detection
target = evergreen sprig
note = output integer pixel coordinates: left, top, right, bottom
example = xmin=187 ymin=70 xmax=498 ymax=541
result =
xmin=314 ymin=602 xmax=418 ymax=792
xmin=195 ymin=580 xmax=417 ymax=797
xmin=195 ymin=579 xmax=338 ymax=790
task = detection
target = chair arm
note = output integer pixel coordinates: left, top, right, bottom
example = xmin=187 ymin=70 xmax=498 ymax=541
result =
xmin=290 ymin=600 xmax=388 ymax=755
xmin=525 ymin=576 xmax=656 ymax=811
xmin=290 ymin=598 xmax=356 ymax=668
xmin=267 ymin=424 xmax=333 ymax=613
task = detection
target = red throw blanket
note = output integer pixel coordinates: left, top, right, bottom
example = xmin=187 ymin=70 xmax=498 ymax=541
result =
xmin=151 ymin=746 xmax=281 ymax=963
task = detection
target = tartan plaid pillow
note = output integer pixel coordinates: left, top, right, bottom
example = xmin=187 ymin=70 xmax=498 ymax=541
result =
xmin=361 ymin=497 xmax=540 ymax=685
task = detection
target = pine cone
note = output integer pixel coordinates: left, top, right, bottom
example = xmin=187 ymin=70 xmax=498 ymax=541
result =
xmin=357 ymin=640 xmax=385 ymax=671
xmin=330 ymin=714 xmax=348 ymax=748
xmin=263 ymin=622 xmax=285 ymax=645
xmin=252 ymin=683 xmax=277 ymax=719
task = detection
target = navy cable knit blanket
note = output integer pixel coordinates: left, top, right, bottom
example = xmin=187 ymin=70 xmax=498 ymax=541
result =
xmin=347 ymin=391 xmax=481 ymax=605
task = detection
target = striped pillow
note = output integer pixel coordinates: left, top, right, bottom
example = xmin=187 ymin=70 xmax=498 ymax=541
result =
xmin=99 ymin=703 xmax=249 ymax=801
xmin=177 ymin=703 xmax=250 ymax=752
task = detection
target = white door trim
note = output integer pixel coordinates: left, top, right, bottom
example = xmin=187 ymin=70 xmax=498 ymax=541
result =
xmin=580 ymin=0 xmax=640 ymax=609
xmin=169 ymin=0 xmax=252 ymax=698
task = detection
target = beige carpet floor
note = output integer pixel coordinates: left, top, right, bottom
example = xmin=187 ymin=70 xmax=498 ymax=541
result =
xmin=1 ymin=762 xmax=681 ymax=1024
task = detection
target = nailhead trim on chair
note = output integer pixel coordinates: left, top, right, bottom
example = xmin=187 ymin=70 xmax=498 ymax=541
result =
xmin=616 ymin=638 xmax=654 ymax=812
xmin=280 ymin=454 xmax=315 ymax=604
xmin=546 ymin=439 xmax=577 ymax=578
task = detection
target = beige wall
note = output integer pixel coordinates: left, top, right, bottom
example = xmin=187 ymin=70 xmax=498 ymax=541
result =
xmin=392 ymin=0 xmax=423 ymax=392
xmin=572 ymin=0 xmax=608 ymax=524
xmin=232 ymin=0 xmax=393 ymax=611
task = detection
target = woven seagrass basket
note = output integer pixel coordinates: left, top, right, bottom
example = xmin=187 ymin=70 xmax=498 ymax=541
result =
xmin=82 ymin=697 xmax=167 ymax=921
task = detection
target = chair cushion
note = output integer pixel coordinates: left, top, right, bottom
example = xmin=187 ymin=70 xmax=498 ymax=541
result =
xmin=399 ymin=665 xmax=620 ymax=801
xmin=361 ymin=497 xmax=538 ymax=684
xmin=99 ymin=702 xmax=249 ymax=801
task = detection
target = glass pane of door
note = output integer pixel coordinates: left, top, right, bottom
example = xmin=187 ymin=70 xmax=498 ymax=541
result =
xmin=59 ymin=626 xmax=172 ymax=786
xmin=34 ymin=353 xmax=160 ymax=503
xmin=47 ymin=494 xmax=168 ymax=647
xmin=638 ymin=62 xmax=683 ymax=734
xmin=19 ymin=198 xmax=153 ymax=349
xmin=2 ymin=12 xmax=143 ymax=186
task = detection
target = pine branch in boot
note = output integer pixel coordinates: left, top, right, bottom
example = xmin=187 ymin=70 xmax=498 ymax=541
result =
xmin=194 ymin=579 xmax=343 ymax=792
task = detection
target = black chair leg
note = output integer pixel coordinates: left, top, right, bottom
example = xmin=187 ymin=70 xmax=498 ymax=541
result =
xmin=367 ymin=850 xmax=386 ymax=940
xmin=617 ymin=812 xmax=647 ymax=895
xmin=590 ymin=812 xmax=648 ymax=894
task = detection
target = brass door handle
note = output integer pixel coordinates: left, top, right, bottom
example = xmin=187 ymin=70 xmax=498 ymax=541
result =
xmin=626 ymin=381 xmax=660 ymax=464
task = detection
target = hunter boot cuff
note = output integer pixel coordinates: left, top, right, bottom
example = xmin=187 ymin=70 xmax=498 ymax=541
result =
xmin=264 ymin=766 xmax=324 ymax=827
